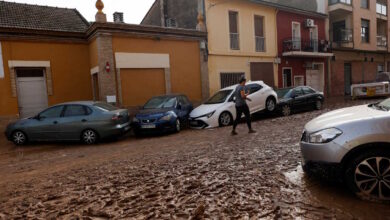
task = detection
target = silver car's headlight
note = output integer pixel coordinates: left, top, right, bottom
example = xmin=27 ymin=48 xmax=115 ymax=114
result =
xmin=309 ymin=128 xmax=342 ymax=144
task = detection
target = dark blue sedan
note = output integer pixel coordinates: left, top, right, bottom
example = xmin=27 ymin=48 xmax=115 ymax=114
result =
xmin=131 ymin=94 xmax=193 ymax=135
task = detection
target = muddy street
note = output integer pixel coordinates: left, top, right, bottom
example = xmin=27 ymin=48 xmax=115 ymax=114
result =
xmin=0 ymin=98 xmax=389 ymax=219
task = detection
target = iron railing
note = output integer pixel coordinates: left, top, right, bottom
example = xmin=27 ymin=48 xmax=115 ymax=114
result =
xmin=331 ymin=28 xmax=353 ymax=43
xmin=230 ymin=33 xmax=240 ymax=50
xmin=377 ymin=35 xmax=388 ymax=47
xmin=255 ymin=36 xmax=265 ymax=52
xmin=329 ymin=0 xmax=351 ymax=5
xmin=283 ymin=38 xmax=331 ymax=53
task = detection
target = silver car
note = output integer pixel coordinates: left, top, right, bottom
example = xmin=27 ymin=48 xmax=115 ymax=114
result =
xmin=5 ymin=101 xmax=130 ymax=145
xmin=301 ymin=99 xmax=390 ymax=201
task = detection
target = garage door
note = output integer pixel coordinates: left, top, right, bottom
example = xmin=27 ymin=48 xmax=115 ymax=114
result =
xmin=16 ymin=68 xmax=48 ymax=118
xmin=306 ymin=64 xmax=324 ymax=92
xmin=250 ymin=62 xmax=275 ymax=87
xmin=121 ymin=68 xmax=166 ymax=106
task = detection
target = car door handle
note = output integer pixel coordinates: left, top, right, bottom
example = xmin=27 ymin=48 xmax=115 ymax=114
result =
xmin=81 ymin=119 xmax=87 ymax=122
xmin=53 ymin=121 xmax=58 ymax=124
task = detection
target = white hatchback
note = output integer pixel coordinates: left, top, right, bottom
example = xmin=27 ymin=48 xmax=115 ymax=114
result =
xmin=189 ymin=81 xmax=278 ymax=129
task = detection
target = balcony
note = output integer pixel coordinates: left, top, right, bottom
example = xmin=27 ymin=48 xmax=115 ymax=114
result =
xmin=230 ymin=33 xmax=240 ymax=50
xmin=328 ymin=0 xmax=352 ymax=13
xmin=255 ymin=36 xmax=265 ymax=52
xmin=377 ymin=35 xmax=388 ymax=50
xmin=331 ymin=28 xmax=354 ymax=49
xmin=377 ymin=2 xmax=388 ymax=20
xmin=282 ymin=38 xmax=333 ymax=58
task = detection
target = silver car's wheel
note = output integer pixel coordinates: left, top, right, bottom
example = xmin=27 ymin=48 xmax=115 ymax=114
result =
xmin=266 ymin=98 xmax=276 ymax=112
xmin=315 ymin=100 xmax=322 ymax=110
xmin=82 ymin=129 xmax=98 ymax=145
xmin=219 ymin=112 xmax=232 ymax=127
xmin=12 ymin=131 xmax=27 ymax=145
xmin=354 ymin=157 xmax=390 ymax=200
xmin=282 ymin=105 xmax=291 ymax=117
xmin=175 ymin=119 xmax=181 ymax=132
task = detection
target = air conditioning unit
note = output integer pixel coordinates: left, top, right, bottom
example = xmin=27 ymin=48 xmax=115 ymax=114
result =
xmin=305 ymin=19 xmax=315 ymax=28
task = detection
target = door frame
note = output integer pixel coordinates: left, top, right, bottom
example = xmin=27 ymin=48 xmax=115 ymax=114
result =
xmin=15 ymin=68 xmax=49 ymax=117
xmin=282 ymin=67 xmax=293 ymax=88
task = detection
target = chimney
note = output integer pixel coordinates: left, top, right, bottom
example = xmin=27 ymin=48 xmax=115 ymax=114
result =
xmin=113 ymin=12 xmax=124 ymax=23
xmin=95 ymin=0 xmax=107 ymax=22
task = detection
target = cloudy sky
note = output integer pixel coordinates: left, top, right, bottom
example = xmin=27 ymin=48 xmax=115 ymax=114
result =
xmin=5 ymin=0 xmax=155 ymax=24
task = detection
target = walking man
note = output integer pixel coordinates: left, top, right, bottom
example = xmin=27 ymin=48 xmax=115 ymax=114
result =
xmin=232 ymin=76 xmax=256 ymax=135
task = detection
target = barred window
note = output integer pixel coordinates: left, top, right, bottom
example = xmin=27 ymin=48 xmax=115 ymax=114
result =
xmin=220 ymin=72 xmax=245 ymax=88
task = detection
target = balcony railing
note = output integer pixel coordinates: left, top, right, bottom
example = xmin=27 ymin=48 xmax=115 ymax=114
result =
xmin=255 ymin=36 xmax=265 ymax=52
xmin=332 ymin=28 xmax=353 ymax=42
xmin=377 ymin=35 xmax=387 ymax=47
xmin=329 ymin=0 xmax=351 ymax=5
xmin=230 ymin=33 xmax=240 ymax=50
xmin=283 ymin=38 xmax=331 ymax=53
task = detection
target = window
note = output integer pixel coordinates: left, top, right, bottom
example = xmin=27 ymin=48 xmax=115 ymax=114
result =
xmin=229 ymin=11 xmax=239 ymax=50
xmin=294 ymin=88 xmax=304 ymax=97
xmin=254 ymin=15 xmax=265 ymax=52
xmin=377 ymin=2 xmax=387 ymax=15
xmin=378 ymin=64 xmax=385 ymax=72
xmin=303 ymin=87 xmax=315 ymax=94
xmin=248 ymin=84 xmax=263 ymax=94
xmin=361 ymin=19 xmax=370 ymax=43
xmin=361 ymin=0 xmax=369 ymax=9
xmin=220 ymin=72 xmax=245 ymax=88
xmin=64 ymin=105 xmax=88 ymax=117
xmin=39 ymin=106 xmax=64 ymax=119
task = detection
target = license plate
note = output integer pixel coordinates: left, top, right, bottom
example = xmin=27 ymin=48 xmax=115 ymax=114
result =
xmin=141 ymin=124 xmax=156 ymax=129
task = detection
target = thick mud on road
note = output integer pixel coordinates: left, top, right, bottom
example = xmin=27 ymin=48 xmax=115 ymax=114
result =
xmin=0 ymin=98 xmax=389 ymax=219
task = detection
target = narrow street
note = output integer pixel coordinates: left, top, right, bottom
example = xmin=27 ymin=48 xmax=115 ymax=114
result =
xmin=0 ymin=98 xmax=389 ymax=219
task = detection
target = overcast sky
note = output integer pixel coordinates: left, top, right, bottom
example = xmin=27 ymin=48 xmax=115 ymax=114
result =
xmin=5 ymin=0 xmax=155 ymax=24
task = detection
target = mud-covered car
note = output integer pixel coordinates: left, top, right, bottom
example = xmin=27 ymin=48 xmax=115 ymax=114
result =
xmin=301 ymin=99 xmax=390 ymax=201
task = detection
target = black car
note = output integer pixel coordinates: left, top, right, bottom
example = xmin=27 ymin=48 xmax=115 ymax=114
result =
xmin=131 ymin=94 xmax=193 ymax=135
xmin=276 ymin=86 xmax=324 ymax=116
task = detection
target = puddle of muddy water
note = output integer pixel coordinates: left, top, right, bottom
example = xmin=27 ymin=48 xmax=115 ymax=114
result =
xmin=283 ymin=165 xmax=390 ymax=219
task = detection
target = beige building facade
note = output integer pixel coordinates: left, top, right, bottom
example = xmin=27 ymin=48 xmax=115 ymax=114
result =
xmin=205 ymin=0 xmax=278 ymax=95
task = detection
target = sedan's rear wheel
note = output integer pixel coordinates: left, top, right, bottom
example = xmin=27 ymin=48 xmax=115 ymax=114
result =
xmin=81 ymin=129 xmax=98 ymax=145
xmin=345 ymin=149 xmax=390 ymax=201
xmin=282 ymin=105 xmax=291 ymax=117
xmin=219 ymin=112 xmax=232 ymax=127
xmin=12 ymin=131 xmax=27 ymax=145
xmin=315 ymin=100 xmax=322 ymax=110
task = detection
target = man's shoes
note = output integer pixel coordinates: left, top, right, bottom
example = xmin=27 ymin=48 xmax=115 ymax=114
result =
xmin=231 ymin=130 xmax=238 ymax=136
xmin=248 ymin=129 xmax=256 ymax=134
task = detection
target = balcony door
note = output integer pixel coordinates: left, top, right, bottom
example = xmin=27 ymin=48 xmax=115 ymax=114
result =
xmin=310 ymin=26 xmax=318 ymax=52
xmin=292 ymin=22 xmax=301 ymax=50
xmin=333 ymin=21 xmax=346 ymax=42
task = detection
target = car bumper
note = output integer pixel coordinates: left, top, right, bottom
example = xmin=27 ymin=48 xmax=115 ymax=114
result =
xmin=101 ymin=122 xmax=131 ymax=138
xmin=188 ymin=116 xmax=218 ymax=129
xmin=302 ymin=161 xmax=343 ymax=181
xmin=132 ymin=120 xmax=176 ymax=133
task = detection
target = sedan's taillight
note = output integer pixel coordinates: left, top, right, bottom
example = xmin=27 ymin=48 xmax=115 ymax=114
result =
xmin=112 ymin=115 xmax=123 ymax=121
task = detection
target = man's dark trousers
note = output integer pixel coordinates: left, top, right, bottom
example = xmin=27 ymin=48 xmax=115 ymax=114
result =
xmin=233 ymin=104 xmax=252 ymax=130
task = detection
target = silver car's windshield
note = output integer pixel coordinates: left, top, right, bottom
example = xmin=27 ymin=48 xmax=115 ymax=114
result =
xmin=370 ymin=99 xmax=390 ymax=111
xmin=205 ymin=90 xmax=233 ymax=104
xmin=144 ymin=97 xmax=177 ymax=109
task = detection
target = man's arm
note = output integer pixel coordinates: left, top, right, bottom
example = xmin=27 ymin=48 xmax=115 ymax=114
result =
xmin=240 ymin=89 xmax=252 ymax=102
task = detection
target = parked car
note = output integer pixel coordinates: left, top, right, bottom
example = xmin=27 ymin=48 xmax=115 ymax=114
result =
xmin=131 ymin=94 xmax=193 ymax=135
xmin=5 ymin=101 xmax=130 ymax=145
xmin=277 ymin=86 xmax=324 ymax=116
xmin=189 ymin=81 xmax=277 ymax=129
xmin=301 ymin=99 xmax=390 ymax=201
